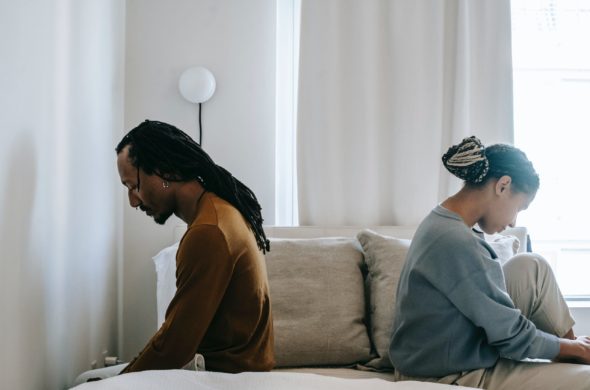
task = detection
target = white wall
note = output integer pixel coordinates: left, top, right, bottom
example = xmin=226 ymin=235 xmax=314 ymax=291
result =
xmin=0 ymin=1 xmax=125 ymax=388
xmin=122 ymin=0 xmax=276 ymax=359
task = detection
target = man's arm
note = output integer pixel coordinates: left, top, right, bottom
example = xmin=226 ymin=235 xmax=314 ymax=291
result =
xmin=121 ymin=225 xmax=233 ymax=373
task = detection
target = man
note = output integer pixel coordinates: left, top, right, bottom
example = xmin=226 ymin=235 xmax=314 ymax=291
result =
xmin=116 ymin=120 xmax=274 ymax=373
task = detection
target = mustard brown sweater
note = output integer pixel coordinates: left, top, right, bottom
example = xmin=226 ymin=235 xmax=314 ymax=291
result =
xmin=122 ymin=192 xmax=275 ymax=373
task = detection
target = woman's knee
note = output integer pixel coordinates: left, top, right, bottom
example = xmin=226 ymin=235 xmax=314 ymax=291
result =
xmin=503 ymin=253 xmax=556 ymax=297
xmin=503 ymin=252 xmax=551 ymax=277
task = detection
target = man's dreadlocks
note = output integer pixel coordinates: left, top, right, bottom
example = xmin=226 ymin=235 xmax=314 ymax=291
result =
xmin=116 ymin=120 xmax=270 ymax=253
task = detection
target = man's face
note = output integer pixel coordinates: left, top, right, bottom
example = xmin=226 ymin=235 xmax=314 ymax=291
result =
xmin=117 ymin=146 xmax=175 ymax=225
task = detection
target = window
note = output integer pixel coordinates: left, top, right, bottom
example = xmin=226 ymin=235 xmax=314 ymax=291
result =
xmin=511 ymin=0 xmax=590 ymax=296
xmin=275 ymin=0 xmax=300 ymax=226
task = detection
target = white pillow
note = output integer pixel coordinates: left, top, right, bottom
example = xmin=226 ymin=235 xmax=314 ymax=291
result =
xmin=153 ymin=242 xmax=179 ymax=328
xmin=486 ymin=234 xmax=520 ymax=264
xmin=503 ymin=226 xmax=528 ymax=253
xmin=484 ymin=226 xmax=528 ymax=265
xmin=484 ymin=226 xmax=527 ymax=252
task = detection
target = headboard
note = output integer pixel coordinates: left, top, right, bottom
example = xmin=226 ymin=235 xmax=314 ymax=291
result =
xmin=173 ymin=225 xmax=528 ymax=253
xmin=173 ymin=225 xmax=418 ymax=242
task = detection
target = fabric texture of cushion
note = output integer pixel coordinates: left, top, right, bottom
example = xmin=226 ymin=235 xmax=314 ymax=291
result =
xmin=265 ymin=237 xmax=372 ymax=367
xmin=356 ymin=230 xmax=411 ymax=370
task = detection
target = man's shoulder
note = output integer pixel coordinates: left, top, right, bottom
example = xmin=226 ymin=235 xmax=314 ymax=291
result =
xmin=189 ymin=192 xmax=258 ymax=257
xmin=192 ymin=192 xmax=243 ymax=226
xmin=174 ymin=224 xmax=238 ymax=274
xmin=182 ymin=223 xmax=226 ymax=245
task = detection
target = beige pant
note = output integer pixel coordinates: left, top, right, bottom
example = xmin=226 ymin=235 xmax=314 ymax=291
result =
xmin=395 ymin=253 xmax=590 ymax=389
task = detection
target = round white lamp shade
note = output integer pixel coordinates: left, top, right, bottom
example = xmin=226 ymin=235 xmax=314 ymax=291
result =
xmin=178 ymin=66 xmax=216 ymax=103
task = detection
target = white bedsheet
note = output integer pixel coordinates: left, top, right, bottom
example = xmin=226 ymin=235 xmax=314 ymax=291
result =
xmin=72 ymin=371 xmax=477 ymax=390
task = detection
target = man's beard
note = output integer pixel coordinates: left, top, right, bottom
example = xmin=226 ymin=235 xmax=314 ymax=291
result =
xmin=154 ymin=210 xmax=173 ymax=225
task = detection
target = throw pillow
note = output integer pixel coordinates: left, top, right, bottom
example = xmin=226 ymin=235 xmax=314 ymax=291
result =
xmin=486 ymin=234 xmax=520 ymax=264
xmin=483 ymin=226 xmax=528 ymax=255
xmin=265 ymin=237 xmax=372 ymax=367
xmin=152 ymin=242 xmax=179 ymax=328
xmin=356 ymin=230 xmax=411 ymax=370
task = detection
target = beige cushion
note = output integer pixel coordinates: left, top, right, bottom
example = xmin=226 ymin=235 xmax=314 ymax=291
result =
xmin=265 ymin=237 xmax=372 ymax=367
xmin=357 ymin=229 xmax=411 ymax=370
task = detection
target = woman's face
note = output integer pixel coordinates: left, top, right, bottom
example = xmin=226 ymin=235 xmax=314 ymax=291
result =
xmin=478 ymin=177 xmax=535 ymax=235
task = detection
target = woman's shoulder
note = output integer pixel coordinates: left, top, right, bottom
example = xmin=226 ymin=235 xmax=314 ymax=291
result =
xmin=415 ymin=208 xmax=475 ymax=245
xmin=411 ymin=213 xmax=486 ymax=267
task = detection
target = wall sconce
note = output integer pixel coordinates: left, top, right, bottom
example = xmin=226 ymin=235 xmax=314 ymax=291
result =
xmin=178 ymin=66 xmax=216 ymax=145
xmin=178 ymin=66 xmax=216 ymax=103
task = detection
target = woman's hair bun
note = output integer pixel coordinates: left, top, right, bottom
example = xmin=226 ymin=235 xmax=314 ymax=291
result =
xmin=442 ymin=136 xmax=489 ymax=183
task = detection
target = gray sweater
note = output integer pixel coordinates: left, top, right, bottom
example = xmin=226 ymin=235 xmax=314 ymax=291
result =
xmin=389 ymin=205 xmax=559 ymax=377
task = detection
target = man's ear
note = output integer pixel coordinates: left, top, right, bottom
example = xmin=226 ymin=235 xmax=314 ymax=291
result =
xmin=495 ymin=175 xmax=512 ymax=196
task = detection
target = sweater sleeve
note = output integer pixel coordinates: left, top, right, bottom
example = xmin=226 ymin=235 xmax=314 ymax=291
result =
xmin=423 ymin=232 xmax=560 ymax=361
xmin=122 ymin=225 xmax=234 ymax=373
xmin=446 ymin=269 xmax=559 ymax=360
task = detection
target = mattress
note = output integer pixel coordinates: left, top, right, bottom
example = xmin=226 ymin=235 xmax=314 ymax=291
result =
xmin=71 ymin=370 xmax=476 ymax=390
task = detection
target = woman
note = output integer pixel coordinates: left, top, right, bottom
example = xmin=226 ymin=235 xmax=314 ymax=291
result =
xmin=390 ymin=136 xmax=590 ymax=389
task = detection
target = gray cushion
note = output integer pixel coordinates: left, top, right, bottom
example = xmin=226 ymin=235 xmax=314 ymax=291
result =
xmin=357 ymin=230 xmax=410 ymax=370
xmin=265 ymin=237 xmax=372 ymax=367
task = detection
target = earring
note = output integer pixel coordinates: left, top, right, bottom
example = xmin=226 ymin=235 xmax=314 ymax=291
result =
xmin=163 ymin=181 xmax=170 ymax=188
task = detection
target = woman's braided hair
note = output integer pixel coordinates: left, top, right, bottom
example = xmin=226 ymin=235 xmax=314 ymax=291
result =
xmin=116 ymin=120 xmax=270 ymax=253
xmin=442 ymin=136 xmax=539 ymax=194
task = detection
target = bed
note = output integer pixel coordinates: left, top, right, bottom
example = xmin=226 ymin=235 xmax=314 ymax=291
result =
xmin=72 ymin=370 xmax=477 ymax=389
xmin=70 ymin=225 xmax=525 ymax=389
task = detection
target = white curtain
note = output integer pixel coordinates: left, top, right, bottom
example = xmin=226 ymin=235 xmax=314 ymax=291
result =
xmin=0 ymin=1 xmax=124 ymax=388
xmin=296 ymin=0 xmax=514 ymax=226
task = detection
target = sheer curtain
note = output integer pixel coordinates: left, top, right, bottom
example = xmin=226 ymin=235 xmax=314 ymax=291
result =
xmin=296 ymin=0 xmax=514 ymax=226
xmin=0 ymin=1 xmax=124 ymax=387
